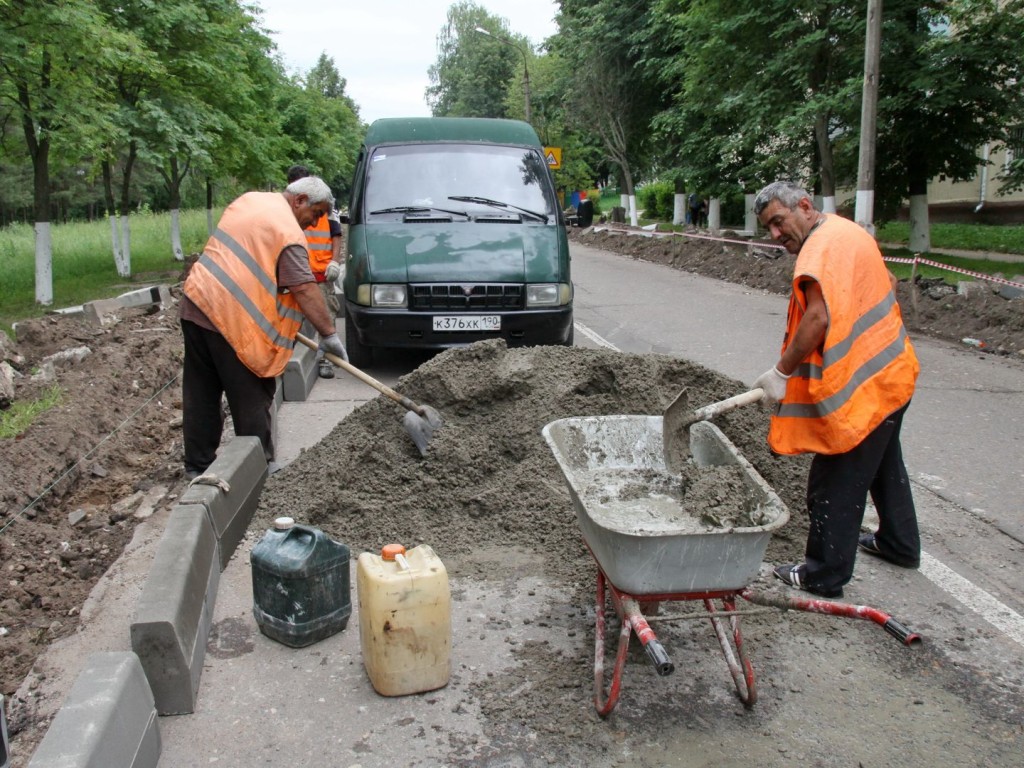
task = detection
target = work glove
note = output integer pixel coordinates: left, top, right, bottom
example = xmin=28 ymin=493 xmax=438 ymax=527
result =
xmin=753 ymin=366 xmax=790 ymax=406
xmin=317 ymin=332 xmax=349 ymax=363
xmin=325 ymin=261 xmax=342 ymax=283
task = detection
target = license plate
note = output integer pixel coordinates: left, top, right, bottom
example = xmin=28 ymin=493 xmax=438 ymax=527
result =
xmin=432 ymin=315 xmax=501 ymax=332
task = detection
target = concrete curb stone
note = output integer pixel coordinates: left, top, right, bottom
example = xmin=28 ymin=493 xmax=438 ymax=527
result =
xmin=27 ymin=652 xmax=160 ymax=768
xmin=130 ymin=505 xmax=220 ymax=715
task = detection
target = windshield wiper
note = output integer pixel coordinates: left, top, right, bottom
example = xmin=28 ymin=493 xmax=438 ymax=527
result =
xmin=369 ymin=205 xmax=470 ymax=219
xmin=448 ymin=196 xmax=548 ymax=223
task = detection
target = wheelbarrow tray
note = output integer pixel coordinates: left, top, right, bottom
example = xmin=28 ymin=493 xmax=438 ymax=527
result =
xmin=542 ymin=415 xmax=789 ymax=594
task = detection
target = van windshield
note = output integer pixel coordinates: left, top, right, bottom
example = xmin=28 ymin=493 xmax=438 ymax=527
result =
xmin=365 ymin=143 xmax=555 ymax=221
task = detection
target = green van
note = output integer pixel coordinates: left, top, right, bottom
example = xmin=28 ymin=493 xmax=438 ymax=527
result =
xmin=341 ymin=117 xmax=573 ymax=366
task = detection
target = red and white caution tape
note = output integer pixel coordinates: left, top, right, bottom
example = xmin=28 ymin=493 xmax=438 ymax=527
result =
xmin=884 ymin=255 xmax=1024 ymax=290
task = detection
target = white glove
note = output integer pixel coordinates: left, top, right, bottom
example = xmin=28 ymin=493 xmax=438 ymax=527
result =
xmin=325 ymin=261 xmax=342 ymax=282
xmin=317 ymin=332 xmax=349 ymax=363
xmin=753 ymin=366 xmax=790 ymax=405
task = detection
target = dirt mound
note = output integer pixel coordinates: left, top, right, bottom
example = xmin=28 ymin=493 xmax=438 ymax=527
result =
xmin=0 ymin=304 xmax=185 ymax=696
xmin=257 ymin=340 xmax=810 ymax=584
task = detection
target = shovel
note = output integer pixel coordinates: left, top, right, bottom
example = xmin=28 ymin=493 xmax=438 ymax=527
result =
xmin=662 ymin=387 xmax=765 ymax=474
xmin=295 ymin=333 xmax=442 ymax=456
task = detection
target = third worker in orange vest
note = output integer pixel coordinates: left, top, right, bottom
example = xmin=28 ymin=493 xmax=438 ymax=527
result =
xmin=752 ymin=181 xmax=921 ymax=599
xmin=287 ymin=164 xmax=345 ymax=378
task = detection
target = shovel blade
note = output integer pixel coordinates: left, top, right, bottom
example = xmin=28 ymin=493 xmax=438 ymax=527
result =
xmin=662 ymin=388 xmax=693 ymax=474
xmin=403 ymin=405 xmax=443 ymax=457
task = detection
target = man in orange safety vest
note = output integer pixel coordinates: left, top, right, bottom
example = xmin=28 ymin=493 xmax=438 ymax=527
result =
xmin=752 ymin=180 xmax=921 ymax=599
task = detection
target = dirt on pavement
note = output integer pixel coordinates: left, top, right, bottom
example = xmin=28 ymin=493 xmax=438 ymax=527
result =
xmin=2 ymin=228 xmax=1022 ymax=760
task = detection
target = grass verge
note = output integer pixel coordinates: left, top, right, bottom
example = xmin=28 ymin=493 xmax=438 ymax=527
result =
xmin=0 ymin=384 xmax=63 ymax=438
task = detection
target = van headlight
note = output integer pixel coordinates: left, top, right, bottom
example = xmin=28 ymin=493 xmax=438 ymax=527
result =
xmin=371 ymin=284 xmax=407 ymax=307
xmin=526 ymin=283 xmax=571 ymax=307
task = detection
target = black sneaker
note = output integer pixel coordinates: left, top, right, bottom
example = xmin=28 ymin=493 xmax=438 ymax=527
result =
xmin=858 ymin=533 xmax=919 ymax=569
xmin=318 ymin=359 xmax=335 ymax=379
xmin=772 ymin=564 xmax=843 ymax=598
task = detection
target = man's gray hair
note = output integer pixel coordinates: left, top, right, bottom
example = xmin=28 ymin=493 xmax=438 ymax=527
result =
xmin=753 ymin=181 xmax=814 ymax=215
xmin=285 ymin=176 xmax=335 ymax=207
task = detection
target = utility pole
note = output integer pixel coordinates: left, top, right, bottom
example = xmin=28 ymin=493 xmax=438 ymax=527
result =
xmin=855 ymin=0 xmax=883 ymax=234
xmin=474 ymin=27 xmax=531 ymax=123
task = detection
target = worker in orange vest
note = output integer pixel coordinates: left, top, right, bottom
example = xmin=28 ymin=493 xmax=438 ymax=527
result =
xmin=287 ymin=165 xmax=345 ymax=378
xmin=752 ymin=181 xmax=921 ymax=599
xmin=180 ymin=176 xmax=347 ymax=479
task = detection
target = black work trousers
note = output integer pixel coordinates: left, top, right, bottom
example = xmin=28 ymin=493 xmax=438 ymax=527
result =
xmin=802 ymin=402 xmax=919 ymax=595
xmin=181 ymin=320 xmax=276 ymax=474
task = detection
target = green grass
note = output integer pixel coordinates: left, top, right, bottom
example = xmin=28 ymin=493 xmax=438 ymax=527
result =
xmin=0 ymin=209 xmax=216 ymax=332
xmin=0 ymin=384 xmax=63 ymax=438
xmin=881 ymin=247 xmax=1019 ymax=282
xmin=875 ymin=221 xmax=1024 ymax=254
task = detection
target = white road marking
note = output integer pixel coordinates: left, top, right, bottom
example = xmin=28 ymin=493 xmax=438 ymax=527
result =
xmin=574 ymin=319 xmax=1024 ymax=649
xmin=919 ymin=553 xmax=1024 ymax=646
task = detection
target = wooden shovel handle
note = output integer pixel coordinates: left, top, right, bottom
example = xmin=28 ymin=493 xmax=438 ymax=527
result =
xmin=294 ymin=333 xmax=426 ymax=416
xmin=692 ymin=388 xmax=765 ymax=421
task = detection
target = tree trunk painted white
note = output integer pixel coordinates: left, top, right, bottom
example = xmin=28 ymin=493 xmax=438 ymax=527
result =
xmin=908 ymin=194 xmax=931 ymax=253
xmin=628 ymin=194 xmax=638 ymax=227
xmin=744 ymin=193 xmax=756 ymax=234
xmin=821 ymin=196 xmax=837 ymax=214
xmin=673 ymin=193 xmax=685 ymax=225
xmin=855 ymin=190 xmax=875 ymax=236
xmin=119 ymin=214 xmax=132 ymax=276
xmin=34 ymin=221 xmax=53 ymax=306
xmin=707 ymin=198 xmax=721 ymax=232
xmin=170 ymin=208 xmax=184 ymax=261
xmin=620 ymin=193 xmax=628 ymax=213
xmin=207 ymin=206 xmax=214 ymax=236
xmin=109 ymin=214 xmax=125 ymax=275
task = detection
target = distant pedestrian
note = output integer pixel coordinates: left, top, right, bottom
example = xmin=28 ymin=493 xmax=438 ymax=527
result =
xmin=688 ymin=192 xmax=702 ymax=228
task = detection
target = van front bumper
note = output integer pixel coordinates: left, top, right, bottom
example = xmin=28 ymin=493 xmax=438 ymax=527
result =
xmin=345 ymin=302 xmax=573 ymax=350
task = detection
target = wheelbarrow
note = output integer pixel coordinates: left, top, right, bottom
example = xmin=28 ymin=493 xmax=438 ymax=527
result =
xmin=541 ymin=414 xmax=921 ymax=716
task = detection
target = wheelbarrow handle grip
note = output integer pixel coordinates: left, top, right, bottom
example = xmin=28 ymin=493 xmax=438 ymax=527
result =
xmin=643 ymin=639 xmax=675 ymax=677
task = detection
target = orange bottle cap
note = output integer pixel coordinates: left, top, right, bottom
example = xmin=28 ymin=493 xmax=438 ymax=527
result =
xmin=381 ymin=543 xmax=406 ymax=561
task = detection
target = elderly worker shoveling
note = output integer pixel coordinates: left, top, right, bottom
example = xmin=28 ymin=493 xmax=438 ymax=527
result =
xmin=751 ymin=181 xmax=921 ymax=599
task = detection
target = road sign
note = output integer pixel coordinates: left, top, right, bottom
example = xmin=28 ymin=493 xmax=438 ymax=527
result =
xmin=544 ymin=147 xmax=562 ymax=170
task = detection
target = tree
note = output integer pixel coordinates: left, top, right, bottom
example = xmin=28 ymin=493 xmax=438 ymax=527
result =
xmin=873 ymin=0 xmax=1024 ymax=249
xmin=554 ymin=0 xmax=666 ymax=225
xmin=426 ymin=1 xmax=524 ymax=118
xmin=0 ymin=0 xmax=141 ymax=303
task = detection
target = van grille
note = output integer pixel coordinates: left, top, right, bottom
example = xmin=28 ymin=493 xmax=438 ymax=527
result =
xmin=410 ymin=283 xmax=524 ymax=310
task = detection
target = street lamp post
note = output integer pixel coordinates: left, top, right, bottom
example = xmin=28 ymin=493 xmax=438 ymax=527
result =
xmin=474 ymin=26 xmax=531 ymax=123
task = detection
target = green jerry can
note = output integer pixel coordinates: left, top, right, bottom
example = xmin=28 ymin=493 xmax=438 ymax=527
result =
xmin=251 ymin=517 xmax=351 ymax=647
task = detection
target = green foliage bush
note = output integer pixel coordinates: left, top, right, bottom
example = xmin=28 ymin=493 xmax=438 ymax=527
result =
xmin=637 ymin=181 xmax=675 ymax=220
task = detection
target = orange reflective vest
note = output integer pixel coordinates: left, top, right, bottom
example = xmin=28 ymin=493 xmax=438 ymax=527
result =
xmin=304 ymin=215 xmax=333 ymax=279
xmin=768 ymin=214 xmax=919 ymax=456
xmin=184 ymin=192 xmax=307 ymax=378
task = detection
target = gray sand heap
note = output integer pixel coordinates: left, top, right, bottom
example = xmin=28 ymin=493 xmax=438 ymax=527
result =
xmin=257 ymin=339 xmax=810 ymax=577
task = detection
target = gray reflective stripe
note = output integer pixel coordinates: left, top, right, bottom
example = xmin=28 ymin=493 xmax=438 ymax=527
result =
xmin=779 ymin=327 xmax=909 ymax=419
xmin=821 ymin=292 xmax=897 ymax=369
xmin=197 ymin=253 xmax=297 ymax=350
xmin=794 ymin=361 xmax=823 ymax=380
xmin=214 ymin=228 xmax=277 ymax=296
xmin=305 ymin=243 xmax=332 ymax=251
